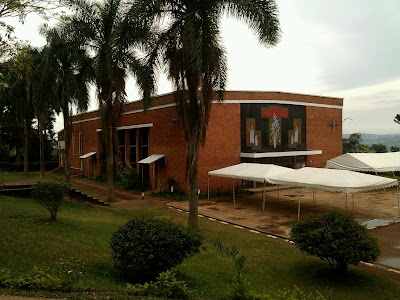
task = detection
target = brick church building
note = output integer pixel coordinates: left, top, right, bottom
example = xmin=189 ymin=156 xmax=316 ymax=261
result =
xmin=58 ymin=91 xmax=343 ymax=194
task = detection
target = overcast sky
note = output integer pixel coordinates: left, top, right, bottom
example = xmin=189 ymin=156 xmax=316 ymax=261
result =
xmin=7 ymin=0 xmax=400 ymax=135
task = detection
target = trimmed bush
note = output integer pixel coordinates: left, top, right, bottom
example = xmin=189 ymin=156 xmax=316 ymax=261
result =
xmin=31 ymin=180 xmax=71 ymax=221
xmin=291 ymin=209 xmax=380 ymax=273
xmin=111 ymin=217 xmax=203 ymax=281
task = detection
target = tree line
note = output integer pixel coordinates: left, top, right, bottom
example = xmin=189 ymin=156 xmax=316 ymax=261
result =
xmin=0 ymin=0 xmax=281 ymax=230
xmin=342 ymin=133 xmax=399 ymax=153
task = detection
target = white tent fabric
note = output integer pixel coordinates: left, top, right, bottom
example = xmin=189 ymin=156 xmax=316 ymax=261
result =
xmin=268 ymin=167 xmax=398 ymax=194
xmin=326 ymin=152 xmax=400 ymax=173
xmin=208 ymin=163 xmax=293 ymax=183
xmin=268 ymin=167 xmax=399 ymax=218
xmin=208 ymin=163 xmax=293 ymax=210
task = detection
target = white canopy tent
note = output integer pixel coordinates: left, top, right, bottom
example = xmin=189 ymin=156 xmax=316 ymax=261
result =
xmin=268 ymin=167 xmax=399 ymax=219
xmin=326 ymin=152 xmax=400 ymax=173
xmin=207 ymin=163 xmax=293 ymax=210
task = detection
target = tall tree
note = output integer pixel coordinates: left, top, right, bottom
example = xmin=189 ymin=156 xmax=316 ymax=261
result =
xmin=0 ymin=0 xmax=66 ymax=59
xmin=31 ymin=46 xmax=58 ymax=178
xmin=66 ymin=0 xmax=150 ymax=201
xmin=343 ymin=133 xmax=362 ymax=153
xmin=137 ymin=0 xmax=281 ymax=229
xmin=41 ymin=25 xmax=92 ymax=182
xmin=0 ymin=46 xmax=37 ymax=176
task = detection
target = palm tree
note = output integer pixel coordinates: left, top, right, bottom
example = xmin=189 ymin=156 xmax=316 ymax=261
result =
xmin=41 ymin=25 xmax=93 ymax=183
xmin=31 ymin=46 xmax=58 ymax=178
xmin=0 ymin=55 xmax=30 ymax=168
xmin=66 ymin=0 xmax=150 ymax=201
xmin=2 ymin=47 xmax=37 ymax=177
xmin=136 ymin=0 xmax=281 ymax=229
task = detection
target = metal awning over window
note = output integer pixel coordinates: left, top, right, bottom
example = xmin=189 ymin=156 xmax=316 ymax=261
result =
xmin=79 ymin=152 xmax=96 ymax=159
xmin=138 ymin=154 xmax=165 ymax=164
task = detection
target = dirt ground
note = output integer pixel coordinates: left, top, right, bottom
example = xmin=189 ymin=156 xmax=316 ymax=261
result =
xmin=167 ymin=185 xmax=400 ymax=272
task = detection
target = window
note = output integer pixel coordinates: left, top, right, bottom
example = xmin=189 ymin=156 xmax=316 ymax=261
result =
xmin=140 ymin=128 xmax=149 ymax=159
xmin=129 ymin=129 xmax=137 ymax=167
xmin=79 ymin=132 xmax=83 ymax=155
xmin=72 ymin=133 xmax=75 ymax=155
xmin=119 ymin=130 xmax=126 ymax=170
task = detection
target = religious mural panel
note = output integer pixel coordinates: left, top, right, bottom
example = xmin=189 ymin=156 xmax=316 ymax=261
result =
xmin=241 ymin=104 xmax=306 ymax=152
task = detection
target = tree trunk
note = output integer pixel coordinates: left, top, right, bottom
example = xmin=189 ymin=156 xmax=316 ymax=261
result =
xmin=23 ymin=119 xmax=31 ymax=177
xmin=105 ymin=118 xmax=115 ymax=202
xmin=63 ymin=105 xmax=71 ymax=183
xmin=39 ymin=114 xmax=45 ymax=178
xmin=15 ymin=146 xmax=22 ymax=164
xmin=188 ymin=151 xmax=199 ymax=230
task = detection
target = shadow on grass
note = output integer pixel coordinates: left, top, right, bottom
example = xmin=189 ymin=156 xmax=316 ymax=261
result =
xmin=288 ymin=259 xmax=381 ymax=287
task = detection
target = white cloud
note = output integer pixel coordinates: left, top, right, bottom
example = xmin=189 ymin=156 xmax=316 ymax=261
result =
xmin=7 ymin=0 xmax=400 ymax=135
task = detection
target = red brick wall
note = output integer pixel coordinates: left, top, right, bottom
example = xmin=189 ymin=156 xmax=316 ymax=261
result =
xmin=69 ymin=115 xmax=101 ymax=176
xmin=62 ymin=91 xmax=343 ymax=194
xmin=198 ymin=103 xmax=242 ymax=194
xmin=306 ymin=106 xmax=343 ymax=168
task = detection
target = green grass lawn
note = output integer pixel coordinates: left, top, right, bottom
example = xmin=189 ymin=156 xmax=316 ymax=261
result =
xmin=0 ymin=195 xmax=399 ymax=299
xmin=0 ymin=171 xmax=41 ymax=182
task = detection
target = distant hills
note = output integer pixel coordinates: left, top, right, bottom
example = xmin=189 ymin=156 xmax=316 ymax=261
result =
xmin=342 ymin=133 xmax=400 ymax=149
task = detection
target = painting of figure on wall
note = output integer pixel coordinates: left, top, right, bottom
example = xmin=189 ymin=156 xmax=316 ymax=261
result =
xmin=294 ymin=119 xmax=301 ymax=144
xmin=289 ymin=119 xmax=302 ymax=148
xmin=269 ymin=113 xmax=281 ymax=149
xmin=253 ymin=130 xmax=261 ymax=150
xmin=246 ymin=118 xmax=256 ymax=147
xmin=288 ymin=130 xmax=295 ymax=148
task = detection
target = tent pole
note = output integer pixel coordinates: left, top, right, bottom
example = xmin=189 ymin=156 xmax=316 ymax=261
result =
xmin=207 ymin=176 xmax=210 ymax=199
xmin=263 ymin=181 xmax=265 ymax=211
xmin=153 ymin=163 xmax=155 ymax=193
xmin=141 ymin=166 xmax=144 ymax=189
xmin=397 ymin=184 xmax=399 ymax=217
xmin=278 ymin=185 xmax=280 ymax=198
xmin=345 ymin=194 xmax=348 ymax=208
xmin=297 ymin=187 xmax=301 ymax=220
xmin=352 ymin=194 xmax=354 ymax=210
xmin=233 ymin=180 xmax=236 ymax=206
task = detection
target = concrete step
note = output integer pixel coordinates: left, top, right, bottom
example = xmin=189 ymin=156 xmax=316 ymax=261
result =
xmin=69 ymin=188 xmax=110 ymax=206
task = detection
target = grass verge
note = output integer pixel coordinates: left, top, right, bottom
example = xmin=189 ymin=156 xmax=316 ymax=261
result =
xmin=0 ymin=195 xmax=399 ymax=299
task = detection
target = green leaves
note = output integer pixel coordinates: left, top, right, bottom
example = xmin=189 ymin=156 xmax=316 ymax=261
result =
xmin=110 ymin=217 xmax=203 ymax=281
xmin=31 ymin=180 xmax=71 ymax=220
xmin=291 ymin=209 xmax=380 ymax=273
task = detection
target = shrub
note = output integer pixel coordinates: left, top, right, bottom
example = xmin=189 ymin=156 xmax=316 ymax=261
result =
xmin=111 ymin=217 xmax=203 ymax=281
xmin=291 ymin=209 xmax=380 ymax=273
xmin=0 ymin=268 xmax=12 ymax=287
xmin=15 ymin=266 xmax=63 ymax=290
xmin=214 ymin=241 xmax=247 ymax=282
xmin=126 ymin=271 xmax=192 ymax=299
xmin=31 ymin=180 xmax=70 ymax=221
xmin=115 ymin=168 xmax=141 ymax=190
